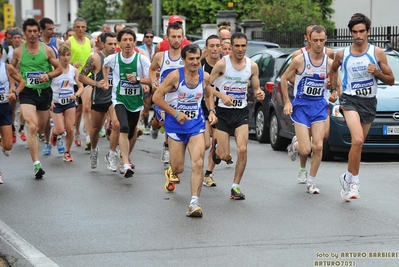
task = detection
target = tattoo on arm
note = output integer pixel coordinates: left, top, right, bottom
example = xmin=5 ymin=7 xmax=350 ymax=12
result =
xmin=80 ymin=57 xmax=94 ymax=76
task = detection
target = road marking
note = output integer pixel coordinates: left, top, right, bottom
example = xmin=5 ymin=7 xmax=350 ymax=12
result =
xmin=0 ymin=219 xmax=59 ymax=267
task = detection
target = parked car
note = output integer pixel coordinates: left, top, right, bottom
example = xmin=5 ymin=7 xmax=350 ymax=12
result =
xmin=267 ymin=47 xmax=399 ymax=160
xmin=193 ymin=39 xmax=280 ymax=57
xmin=247 ymin=48 xmax=297 ymax=142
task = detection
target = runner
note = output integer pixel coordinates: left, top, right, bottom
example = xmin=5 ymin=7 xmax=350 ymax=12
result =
xmin=10 ymin=18 xmax=62 ymax=178
xmin=79 ymin=32 xmax=120 ymax=171
xmin=153 ymin=44 xmax=217 ymax=217
xmin=103 ymin=27 xmax=151 ymax=178
xmin=50 ymin=45 xmax=84 ymax=162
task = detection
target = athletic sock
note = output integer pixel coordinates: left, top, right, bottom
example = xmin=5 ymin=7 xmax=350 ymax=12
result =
xmin=190 ymin=196 xmax=199 ymax=205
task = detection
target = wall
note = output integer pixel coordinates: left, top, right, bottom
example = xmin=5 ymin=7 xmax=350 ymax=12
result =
xmin=331 ymin=0 xmax=399 ymax=29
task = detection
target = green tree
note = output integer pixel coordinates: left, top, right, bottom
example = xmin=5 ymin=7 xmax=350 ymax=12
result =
xmin=252 ymin=0 xmax=335 ymax=32
xmin=120 ymin=0 xmax=152 ymax=32
xmin=77 ymin=0 xmax=121 ymax=33
xmin=161 ymin=0 xmax=334 ymax=35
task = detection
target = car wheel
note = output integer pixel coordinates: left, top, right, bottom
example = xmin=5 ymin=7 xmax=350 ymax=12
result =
xmin=269 ymin=111 xmax=289 ymax=150
xmin=255 ymin=106 xmax=269 ymax=143
xmin=322 ymin=140 xmax=335 ymax=161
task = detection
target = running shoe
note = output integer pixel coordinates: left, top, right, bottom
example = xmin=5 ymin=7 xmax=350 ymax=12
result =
xmin=307 ymin=182 xmax=320 ymax=194
xmin=74 ymin=134 xmax=81 ymax=146
xmin=137 ymin=128 xmax=143 ymax=138
xmin=225 ymin=154 xmax=234 ymax=165
xmin=2 ymin=148 xmax=10 ymax=157
xmin=203 ymin=173 xmax=217 ymax=187
xmin=42 ymin=142 xmax=51 ymax=155
xmin=186 ymin=200 xmax=203 ymax=217
xmin=159 ymin=125 xmax=165 ymax=134
xmin=50 ymin=132 xmax=57 ymax=146
xmin=105 ymin=152 xmax=117 ymax=172
xmin=90 ymin=149 xmax=99 ymax=169
xmin=297 ymin=169 xmax=308 ymax=184
xmin=165 ymin=166 xmax=180 ymax=184
xmin=150 ymin=127 xmax=159 ymax=139
xmin=123 ymin=166 xmax=134 ymax=178
xmin=38 ymin=134 xmax=45 ymax=142
xmin=230 ymin=186 xmax=245 ymax=200
xmin=339 ymin=173 xmax=351 ymax=202
xmin=143 ymin=127 xmax=150 ymax=135
xmin=57 ymin=138 xmax=65 ymax=154
xmin=348 ymin=182 xmax=360 ymax=200
xmin=99 ymin=128 xmax=105 ymax=138
xmin=12 ymin=131 xmax=16 ymax=143
xmin=0 ymin=171 xmax=3 ymax=184
xmin=287 ymin=135 xmax=298 ymax=161
xmin=117 ymin=150 xmax=125 ymax=174
xmin=164 ymin=167 xmax=176 ymax=192
xmin=63 ymin=152 xmax=74 ymax=162
xmin=85 ymin=139 xmax=91 ymax=151
xmin=128 ymin=159 xmax=135 ymax=169
xmin=34 ymin=163 xmax=45 ymax=178
xmin=19 ymin=130 xmax=27 ymax=142
xmin=211 ymin=140 xmax=221 ymax=165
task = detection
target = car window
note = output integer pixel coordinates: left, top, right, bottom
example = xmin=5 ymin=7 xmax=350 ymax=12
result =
xmin=250 ymin=53 xmax=264 ymax=64
xmin=277 ymin=54 xmax=293 ymax=77
xmin=275 ymin=56 xmax=289 ymax=77
xmin=259 ymin=54 xmax=274 ymax=76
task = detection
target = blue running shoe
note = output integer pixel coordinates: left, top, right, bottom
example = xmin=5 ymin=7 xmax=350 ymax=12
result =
xmin=42 ymin=142 xmax=51 ymax=155
xmin=57 ymin=138 xmax=65 ymax=154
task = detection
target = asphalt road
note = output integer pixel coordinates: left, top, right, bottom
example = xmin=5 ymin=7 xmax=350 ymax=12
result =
xmin=0 ymin=130 xmax=398 ymax=267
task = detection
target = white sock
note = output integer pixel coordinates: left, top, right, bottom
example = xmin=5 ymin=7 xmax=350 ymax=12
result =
xmin=345 ymin=171 xmax=352 ymax=183
xmin=109 ymin=150 xmax=116 ymax=157
xmin=351 ymin=175 xmax=359 ymax=184
xmin=33 ymin=161 xmax=40 ymax=166
xmin=307 ymin=176 xmax=315 ymax=184
xmin=190 ymin=196 xmax=199 ymax=204
xmin=232 ymin=183 xmax=239 ymax=188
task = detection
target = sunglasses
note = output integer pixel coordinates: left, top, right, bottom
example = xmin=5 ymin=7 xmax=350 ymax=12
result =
xmin=145 ymin=35 xmax=154 ymax=39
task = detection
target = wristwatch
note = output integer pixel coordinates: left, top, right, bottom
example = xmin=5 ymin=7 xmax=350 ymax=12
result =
xmin=14 ymin=91 xmax=19 ymax=98
xmin=136 ymin=76 xmax=140 ymax=82
xmin=209 ymin=109 xmax=216 ymax=114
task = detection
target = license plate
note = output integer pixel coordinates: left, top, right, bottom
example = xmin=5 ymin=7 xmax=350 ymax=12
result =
xmin=383 ymin=125 xmax=399 ymax=135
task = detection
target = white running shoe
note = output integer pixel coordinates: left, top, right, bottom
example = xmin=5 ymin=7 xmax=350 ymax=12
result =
xmin=297 ymin=169 xmax=307 ymax=184
xmin=339 ymin=173 xmax=351 ymax=202
xmin=287 ymin=136 xmax=298 ymax=161
xmin=347 ymin=182 xmax=360 ymax=199
xmin=105 ymin=152 xmax=117 ymax=172
xmin=307 ymin=182 xmax=320 ymax=194
xmin=90 ymin=149 xmax=99 ymax=169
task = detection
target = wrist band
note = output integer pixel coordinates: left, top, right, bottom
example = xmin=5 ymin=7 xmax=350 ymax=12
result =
xmin=96 ymin=81 xmax=98 ymax=87
xmin=174 ymin=111 xmax=180 ymax=119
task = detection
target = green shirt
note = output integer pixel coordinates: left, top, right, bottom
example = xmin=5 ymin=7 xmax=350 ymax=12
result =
xmin=20 ymin=42 xmax=52 ymax=93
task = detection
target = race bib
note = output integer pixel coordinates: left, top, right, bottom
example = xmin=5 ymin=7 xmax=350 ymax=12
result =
xmin=227 ymin=91 xmax=246 ymax=107
xmin=108 ymin=73 xmax=113 ymax=87
xmin=303 ymin=78 xmax=324 ymax=97
xmin=26 ymin=72 xmax=44 ymax=86
xmin=350 ymin=79 xmax=376 ymax=97
xmin=119 ymin=80 xmax=140 ymax=96
xmin=0 ymin=87 xmax=5 ymax=102
xmin=58 ymin=92 xmax=73 ymax=105
xmin=177 ymin=101 xmax=199 ymax=119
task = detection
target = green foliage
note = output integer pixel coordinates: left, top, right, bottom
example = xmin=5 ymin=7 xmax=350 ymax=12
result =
xmin=161 ymin=0 xmax=334 ymax=35
xmin=77 ymin=0 xmax=121 ymax=33
xmin=120 ymin=0 xmax=152 ymax=32
xmin=252 ymin=0 xmax=335 ymax=32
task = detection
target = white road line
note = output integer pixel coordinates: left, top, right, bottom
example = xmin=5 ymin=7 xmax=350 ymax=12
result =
xmin=0 ymin=219 xmax=59 ymax=267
